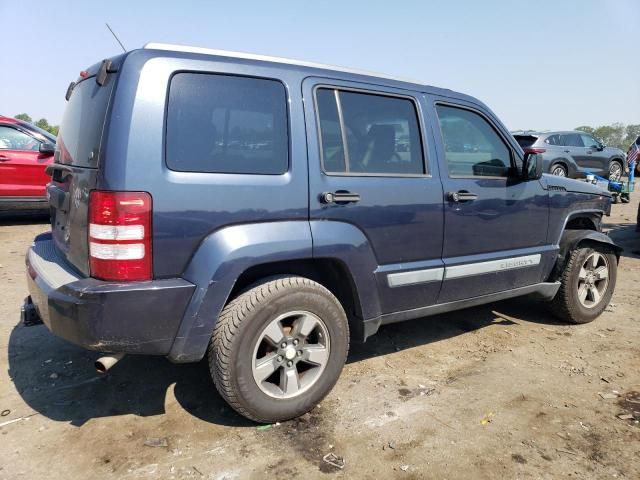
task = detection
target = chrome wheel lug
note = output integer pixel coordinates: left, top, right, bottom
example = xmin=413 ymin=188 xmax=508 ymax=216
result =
xmin=293 ymin=339 xmax=299 ymax=346
xmin=281 ymin=342 xmax=287 ymax=349
xmin=286 ymin=360 xmax=293 ymax=367
xmin=276 ymin=355 xmax=283 ymax=362
xmin=297 ymin=350 xmax=302 ymax=357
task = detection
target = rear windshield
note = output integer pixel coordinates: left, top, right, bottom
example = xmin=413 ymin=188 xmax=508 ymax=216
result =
xmin=58 ymin=75 xmax=115 ymax=167
xmin=513 ymin=135 xmax=537 ymax=149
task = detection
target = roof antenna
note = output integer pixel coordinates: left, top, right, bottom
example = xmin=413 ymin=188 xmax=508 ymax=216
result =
xmin=105 ymin=23 xmax=127 ymax=52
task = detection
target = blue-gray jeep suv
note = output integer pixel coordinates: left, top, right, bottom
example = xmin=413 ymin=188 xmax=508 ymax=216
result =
xmin=23 ymin=43 xmax=620 ymax=422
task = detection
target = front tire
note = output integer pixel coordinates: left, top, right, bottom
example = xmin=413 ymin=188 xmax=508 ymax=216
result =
xmin=550 ymin=246 xmax=617 ymax=324
xmin=551 ymin=163 xmax=567 ymax=177
xmin=608 ymin=160 xmax=623 ymax=181
xmin=209 ymin=276 xmax=349 ymax=423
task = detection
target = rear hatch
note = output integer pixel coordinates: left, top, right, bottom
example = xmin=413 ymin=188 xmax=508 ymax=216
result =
xmin=48 ymin=59 xmax=119 ymax=275
xmin=513 ymin=134 xmax=539 ymax=150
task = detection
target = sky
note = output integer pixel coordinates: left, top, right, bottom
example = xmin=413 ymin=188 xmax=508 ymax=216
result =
xmin=1 ymin=0 xmax=638 ymax=131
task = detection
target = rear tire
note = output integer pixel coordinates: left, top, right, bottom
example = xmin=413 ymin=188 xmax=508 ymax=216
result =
xmin=208 ymin=276 xmax=349 ymax=423
xmin=551 ymin=163 xmax=567 ymax=177
xmin=550 ymin=245 xmax=617 ymax=324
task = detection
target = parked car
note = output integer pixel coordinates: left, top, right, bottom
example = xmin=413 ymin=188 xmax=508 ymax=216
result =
xmin=23 ymin=44 xmax=620 ymax=423
xmin=513 ymin=131 xmax=626 ymax=180
xmin=0 ymin=115 xmax=56 ymax=211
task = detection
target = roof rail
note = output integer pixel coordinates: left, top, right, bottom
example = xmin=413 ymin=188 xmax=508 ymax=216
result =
xmin=143 ymin=42 xmax=424 ymax=86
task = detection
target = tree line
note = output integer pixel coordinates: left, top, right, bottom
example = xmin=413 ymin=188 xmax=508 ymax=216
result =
xmin=14 ymin=113 xmax=59 ymax=136
xmin=575 ymin=123 xmax=639 ymax=151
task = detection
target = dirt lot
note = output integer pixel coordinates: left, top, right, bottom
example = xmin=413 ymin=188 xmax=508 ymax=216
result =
xmin=1 ymin=198 xmax=639 ymax=480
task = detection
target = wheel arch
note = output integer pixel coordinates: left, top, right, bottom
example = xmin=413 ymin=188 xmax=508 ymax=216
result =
xmin=228 ymin=258 xmax=365 ymax=341
xmin=167 ymin=220 xmax=379 ymax=363
xmin=548 ymin=229 xmax=622 ymax=282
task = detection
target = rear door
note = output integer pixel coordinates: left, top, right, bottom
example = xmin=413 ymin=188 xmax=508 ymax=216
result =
xmin=428 ymin=96 xmax=553 ymax=303
xmin=48 ymin=72 xmax=116 ymax=275
xmin=303 ymin=78 xmax=444 ymax=314
xmin=0 ymin=125 xmax=50 ymax=197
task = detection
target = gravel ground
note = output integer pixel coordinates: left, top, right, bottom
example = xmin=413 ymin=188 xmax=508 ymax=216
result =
xmin=0 ymin=198 xmax=639 ymax=480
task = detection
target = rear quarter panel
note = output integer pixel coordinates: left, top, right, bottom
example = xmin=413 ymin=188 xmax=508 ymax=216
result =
xmin=102 ymin=50 xmax=310 ymax=278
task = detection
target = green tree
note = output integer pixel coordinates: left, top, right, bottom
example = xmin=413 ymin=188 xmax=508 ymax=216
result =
xmin=575 ymin=123 xmax=628 ymax=150
xmin=14 ymin=113 xmax=32 ymax=123
xmin=624 ymin=124 xmax=640 ymax=149
xmin=35 ymin=118 xmax=50 ymax=131
xmin=575 ymin=125 xmax=595 ymax=135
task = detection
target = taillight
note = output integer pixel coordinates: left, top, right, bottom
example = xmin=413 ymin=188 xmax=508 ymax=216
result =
xmin=524 ymin=148 xmax=546 ymax=153
xmin=89 ymin=191 xmax=152 ymax=281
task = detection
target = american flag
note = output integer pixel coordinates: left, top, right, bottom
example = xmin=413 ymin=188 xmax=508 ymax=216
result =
xmin=628 ymin=143 xmax=639 ymax=167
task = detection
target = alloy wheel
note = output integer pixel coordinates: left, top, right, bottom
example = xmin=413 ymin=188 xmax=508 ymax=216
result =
xmin=577 ymin=252 xmax=609 ymax=309
xmin=251 ymin=311 xmax=330 ymax=398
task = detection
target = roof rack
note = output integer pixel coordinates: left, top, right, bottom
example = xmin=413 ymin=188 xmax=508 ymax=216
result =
xmin=143 ymin=42 xmax=424 ymax=86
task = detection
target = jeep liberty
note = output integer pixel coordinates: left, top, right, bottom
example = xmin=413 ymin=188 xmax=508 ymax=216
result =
xmin=24 ymin=43 xmax=620 ymax=422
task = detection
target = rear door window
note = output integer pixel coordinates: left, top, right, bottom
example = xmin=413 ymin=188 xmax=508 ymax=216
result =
xmin=315 ymin=87 xmax=425 ymax=175
xmin=166 ymin=73 xmax=289 ymax=175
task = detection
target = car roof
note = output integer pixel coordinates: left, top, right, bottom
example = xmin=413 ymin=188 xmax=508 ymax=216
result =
xmin=0 ymin=115 xmax=20 ymax=125
xmin=142 ymin=42 xmax=479 ymax=104
xmin=512 ymin=130 xmax=589 ymax=137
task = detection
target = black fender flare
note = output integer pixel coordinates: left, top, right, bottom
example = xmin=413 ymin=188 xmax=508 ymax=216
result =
xmin=550 ymin=229 xmax=622 ymax=280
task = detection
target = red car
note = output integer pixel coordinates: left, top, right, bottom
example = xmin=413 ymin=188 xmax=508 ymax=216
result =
xmin=0 ymin=115 xmax=56 ymax=212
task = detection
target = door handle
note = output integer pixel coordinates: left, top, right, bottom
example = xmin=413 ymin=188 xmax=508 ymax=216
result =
xmin=320 ymin=191 xmax=361 ymax=204
xmin=0 ymin=155 xmax=10 ymax=161
xmin=447 ymin=190 xmax=478 ymax=202
xmin=564 ymin=150 xmax=571 ymax=153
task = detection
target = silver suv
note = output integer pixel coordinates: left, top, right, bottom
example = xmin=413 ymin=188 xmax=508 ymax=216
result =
xmin=513 ymin=131 xmax=626 ymax=180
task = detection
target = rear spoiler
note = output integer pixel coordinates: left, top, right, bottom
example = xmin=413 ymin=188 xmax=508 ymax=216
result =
xmin=65 ymin=58 xmax=120 ymax=101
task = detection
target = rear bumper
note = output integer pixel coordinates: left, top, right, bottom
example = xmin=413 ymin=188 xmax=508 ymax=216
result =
xmin=26 ymin=233 xmax=195 ymax=355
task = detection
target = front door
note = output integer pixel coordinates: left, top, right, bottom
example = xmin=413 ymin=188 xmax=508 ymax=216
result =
xmin=428 ymin=97 xmax=554 ymax=303
xmin=303 ymin=78 xmax=444 ymax=315
xmin=0 ymin=125 xmax=50 ymax=198
xmin=579 ymin=133 xmax=609 ymax=176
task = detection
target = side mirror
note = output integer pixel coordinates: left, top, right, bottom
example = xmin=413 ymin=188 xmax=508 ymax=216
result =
xmin=39 ymin=143 xmax=55 ymax=156
xmin=595 ymin=143 xmax=605 ymax=151
xmin=522 ymin=152 xmax=543 ymax=180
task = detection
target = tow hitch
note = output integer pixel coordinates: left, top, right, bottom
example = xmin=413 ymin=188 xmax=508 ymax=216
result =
xmin=21 ymin=296 xmax=43 ymax=327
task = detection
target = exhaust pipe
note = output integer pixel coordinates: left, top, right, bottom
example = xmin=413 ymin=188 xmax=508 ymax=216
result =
xmin=95 ymin=353 xmax=125 ymax=373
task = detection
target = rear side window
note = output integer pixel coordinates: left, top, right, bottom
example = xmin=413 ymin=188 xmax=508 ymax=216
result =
xmin=316 ymin=88 xmax=425 ymax=175
xmin=166 ymin=73 xmax=288 ymax=175
xmin=436 ymin=105 xmax=512 ymax=178
xmin=545 ymin=134 xmax=561 ymax=146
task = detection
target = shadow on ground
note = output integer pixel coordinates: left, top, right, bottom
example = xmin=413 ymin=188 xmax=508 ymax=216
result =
xmin=7 ymin=296 xmax=560 ymax=427
xmin=605 ymin=221 xmax=640 ymax=259
xmin=0 ymin=211 xmax=50 ymax=226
